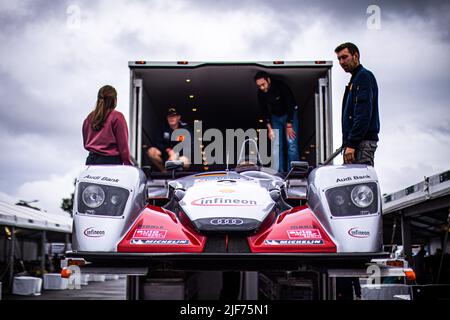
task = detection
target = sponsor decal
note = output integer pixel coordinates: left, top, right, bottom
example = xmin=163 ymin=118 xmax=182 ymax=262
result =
xmin=83 ymin=227 xmax=105 ymax=238
xmin=336 ymin=175 xmax=371 ymax=183
xmin=210 ymin=218 xmax=244 ymax=225
xmin=264 ymin=239 xmax=323 ymax=245
xmin=287 ymin=229 xmax=322 ymax=240
xmin=133 ymin=229 xmax=167 ymax=239
xmin=83 ymin=175 xmax=119 ymax=183
xmin=191 ymin=196 xmax=257 ymax=206
xmin=219 ymin=188 xmax=235 ymax=193
xmin=131 ymin=239 xmax=189 ymax=245
xmin=348 ymin=228 xmax=371 ymax=238
xmin=136 ymin=225 xmax=165 ymax=229
xmin=290 ymin=225 xmax=315 ymax=229
xmin=194 ymin=175 xmax=250 ymax=182
xmin=194 ymin=179 xmax=210 ymax=183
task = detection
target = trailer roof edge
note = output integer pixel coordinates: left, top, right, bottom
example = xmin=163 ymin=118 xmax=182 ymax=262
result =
xmin=128 ymin=61 xmax=333 ymax=68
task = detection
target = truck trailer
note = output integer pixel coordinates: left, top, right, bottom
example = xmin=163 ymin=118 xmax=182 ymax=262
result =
xmin=128 ymin=60 xmax=334 ymax=170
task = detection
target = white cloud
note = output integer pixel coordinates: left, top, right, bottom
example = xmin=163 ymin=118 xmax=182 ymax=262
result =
xmin=0 ymin=0 xmax=29 ymax=14
xmin=13 ymin=166 xmax=84 ymax=215
xmin=0 ymin=190 xmax=19 ymax=204
xmin=0 ymin=128 xmax=85 ymax=192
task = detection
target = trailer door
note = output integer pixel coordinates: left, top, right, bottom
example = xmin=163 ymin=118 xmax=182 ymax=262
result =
xmin=315 ymin=76 xmax=333 ymax=165
xmin=130 ymin=78 xmax=143 ymax=166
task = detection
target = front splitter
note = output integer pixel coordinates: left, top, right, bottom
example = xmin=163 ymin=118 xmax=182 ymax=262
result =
xmin=65 ymin=251 xmax=389 ymax=271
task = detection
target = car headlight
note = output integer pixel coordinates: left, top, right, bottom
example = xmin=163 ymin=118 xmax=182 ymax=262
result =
xmin=331 ymin=190 xmax=346 ymax=207
xmin=351 ymin=185 xmax=374 ymax=208
xmin=78 ymin=182 xmax=129 ymax=216
xmin=110 ymin=195 xmax=120 ymax=206
xmin=325 ymin=182 xmax=378 ymax=217
xmin=82 ymin=185 xmax=105 ymax=208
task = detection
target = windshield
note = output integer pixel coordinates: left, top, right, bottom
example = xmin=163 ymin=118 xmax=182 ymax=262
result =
xmin=236 ymin=139 xmax=262 ymax=167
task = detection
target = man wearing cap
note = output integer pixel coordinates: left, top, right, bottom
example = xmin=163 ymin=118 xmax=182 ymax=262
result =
xmin=147 ymin=108 xmax=192 ymax=172
xmin=254 ymin=71 xmax=300 ymax=172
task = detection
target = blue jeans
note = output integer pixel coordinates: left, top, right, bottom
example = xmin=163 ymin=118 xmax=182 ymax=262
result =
xmin=271 ymin=110 xmax=300 ymax=172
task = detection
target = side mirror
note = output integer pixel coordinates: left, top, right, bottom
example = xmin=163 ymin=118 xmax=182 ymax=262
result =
xmin=174 ymin=189 xmax=186 ymax=201
xmin=165 ymin=160 xmax=184 ymax=179
xmin=168 ymin=181 xmax=183 ymax=189
xmin=167 ymin=181 xmax=185 ymax=201
xmin=290 ymin=161 xmax=309 ymax=174
xmin=284 ymin=161 xmax=310 ymax=180
xmin=269 ymin=189 xmax=281 ymax=202
xmin=165 ymin=160 xmax=184 ymax=171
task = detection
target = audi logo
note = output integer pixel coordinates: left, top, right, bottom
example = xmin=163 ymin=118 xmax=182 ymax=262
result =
xmin=210 ymin=218 xmax=244 ymax=225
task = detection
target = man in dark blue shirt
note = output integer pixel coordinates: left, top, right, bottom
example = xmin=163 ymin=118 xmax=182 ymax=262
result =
xmin=255 ymin=71 xmax=300 ymax=172
xmin=147 ymin=108 xmax=192 ymax=171
xmin=335 ymin=42 xmax=380 ymax=166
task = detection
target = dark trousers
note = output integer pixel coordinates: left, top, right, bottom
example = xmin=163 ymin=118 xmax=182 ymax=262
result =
xmin=355 ymin=140 xmax=378 ymax=166
xmin=86 ymin=153 xmax=122 ymax=165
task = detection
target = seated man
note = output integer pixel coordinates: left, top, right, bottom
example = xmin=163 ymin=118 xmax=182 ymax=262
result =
xmin=147 ymin=108 xmax=192 ymax=172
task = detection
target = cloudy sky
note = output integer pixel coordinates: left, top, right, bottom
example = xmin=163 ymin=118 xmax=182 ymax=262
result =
xmin=0 ymin=0 xmax=449 ymax=215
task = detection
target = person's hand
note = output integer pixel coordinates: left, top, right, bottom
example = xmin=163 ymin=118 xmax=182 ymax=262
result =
xmin=268 ymin=128 xmax=275 ymax=141
xmin=286 ymin=125 xmax=296 ymax=140
xmin=343 ymin=147 xmax=356 ymax=163
xmin=167 ymin=149 xmax=176 ymax=160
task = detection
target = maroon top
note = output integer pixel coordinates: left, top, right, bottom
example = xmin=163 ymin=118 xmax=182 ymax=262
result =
xmin=82 ymin=110 xmax=132 ymax=165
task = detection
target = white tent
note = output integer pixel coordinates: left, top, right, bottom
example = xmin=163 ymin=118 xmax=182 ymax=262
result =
xmin=0 ymin=200 xmax=72 ymax=292
xmin=0 ymin=200 xmax=72 ymax=233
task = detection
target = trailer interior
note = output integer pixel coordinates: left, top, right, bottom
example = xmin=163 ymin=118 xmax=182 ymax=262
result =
xmin=129 ymin=62 xmax=333 ymax=173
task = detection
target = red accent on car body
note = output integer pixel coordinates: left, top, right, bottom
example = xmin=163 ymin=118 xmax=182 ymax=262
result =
xmin=117 ymin=205 xmax=206 ymax=253
xmin=247 ymin=206 xmax=336 ymax=253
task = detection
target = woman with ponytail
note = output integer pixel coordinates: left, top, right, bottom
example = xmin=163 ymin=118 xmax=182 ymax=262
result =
xmin=82 ymin=85 xmax=132 ymax=165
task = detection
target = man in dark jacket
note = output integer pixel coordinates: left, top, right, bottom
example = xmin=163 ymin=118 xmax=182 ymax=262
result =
xmin=147 ymin=108 xmax=192 ymax=171
xmin=335 ymin=42 xmax=380 ymax=166
xmin=255 ymin=71 xmax=300 ymax=172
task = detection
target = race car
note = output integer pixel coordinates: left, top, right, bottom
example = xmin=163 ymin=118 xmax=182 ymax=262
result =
xmin=71 ymin=140 xmax=383 ymax=263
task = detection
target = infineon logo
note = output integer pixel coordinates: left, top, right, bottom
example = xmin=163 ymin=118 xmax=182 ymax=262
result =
xmin=83 ymin=227 xmax=105 ymax=238
xmin=348 ymin=228 xmax=370 ymax=238
xmin=191 ymin=196 xmax=257 ymax=206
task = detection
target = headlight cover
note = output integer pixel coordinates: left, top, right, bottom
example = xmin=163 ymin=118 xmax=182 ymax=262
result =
xmin=351 ymin=185 xmax=374 ymax=208
xmin=82 ymin=185 xmax=105 ymax=208
xmin=325 ymin=182 xmax=378 ymax=217
xmin=77 ymin=182 xmax=129 ymax=216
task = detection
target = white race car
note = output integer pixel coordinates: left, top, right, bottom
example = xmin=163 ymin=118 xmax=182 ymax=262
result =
xmin=68 ymin=140 xmax=385 ymax=269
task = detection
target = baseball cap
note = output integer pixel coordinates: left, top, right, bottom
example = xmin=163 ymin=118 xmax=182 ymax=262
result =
xmin=167 ymin=107 xmax=179 ymax=116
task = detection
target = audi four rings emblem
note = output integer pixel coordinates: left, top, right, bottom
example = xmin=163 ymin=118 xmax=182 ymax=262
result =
xmin=210 ymin=218 xmax=244 ymax=225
